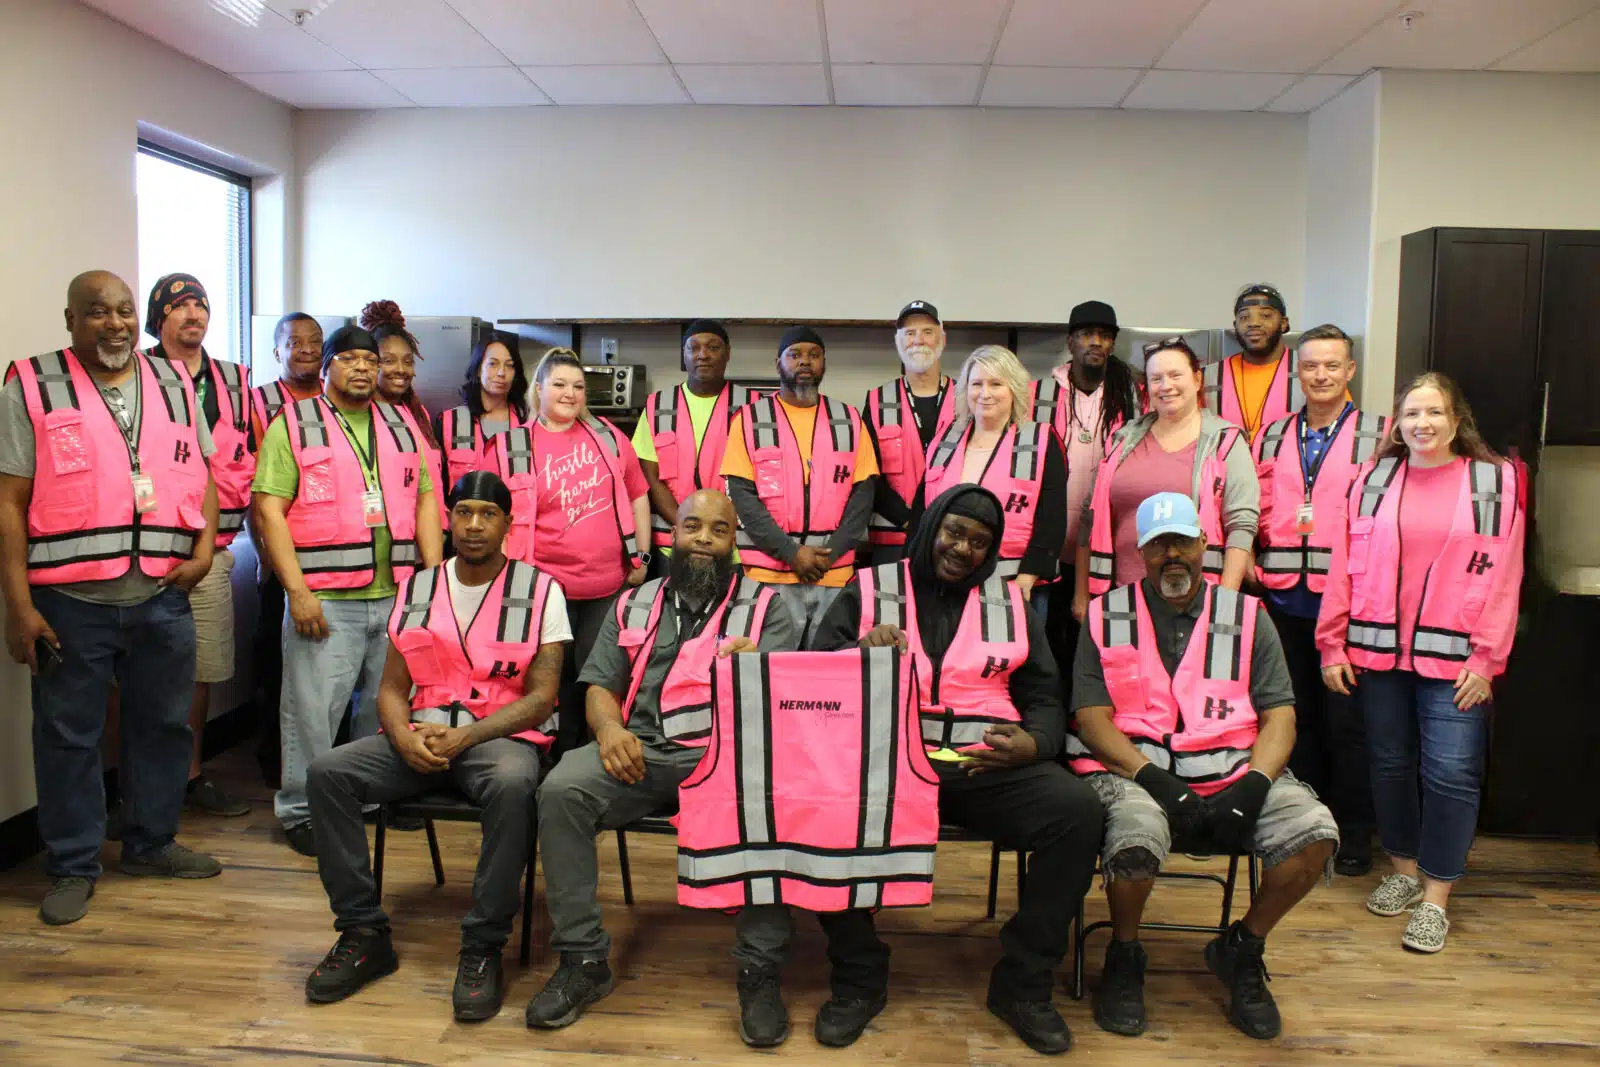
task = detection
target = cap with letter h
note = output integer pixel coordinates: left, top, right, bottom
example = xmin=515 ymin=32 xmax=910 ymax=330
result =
xmin=1136 ymin=492 xmax=1202 ymax=547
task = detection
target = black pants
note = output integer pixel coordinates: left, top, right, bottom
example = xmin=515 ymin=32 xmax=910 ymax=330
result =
xmin=1270 ymin=605 xmax=1374 ymax=843
xmin=1043 ymin=568 xmax=1082 ymax=698
xmin=255 ymin=570 xmax=285 ymax=782
xmin=557 ymin=595 xmax=618 ymax=755
xmin=821 ymin=761 xmax=1104 ymax=1002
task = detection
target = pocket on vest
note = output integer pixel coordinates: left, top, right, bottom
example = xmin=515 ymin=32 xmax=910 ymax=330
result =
xmin=753 ymin=450 xmax=785 ymax=502
xmin=299 ymin=448 xmax=338 ymax=506
xmin=393 ymin=628 xmax=444 ymax=684
xmin=176 ymin=489 xmax=207 ymax=531
xmin=29 ymin=480 xmax=92 ymax=534
xmin=43 ymin=410 xmax=92 ymax=476
xmin=1345 ymin=516 xmax=1374 ymax=576
xmin=876 ymin=425 xmax=905 ymax=475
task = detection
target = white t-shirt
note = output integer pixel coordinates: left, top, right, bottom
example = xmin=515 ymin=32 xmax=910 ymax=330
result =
xmin=445 ymin=558 xmax=573 ymax=646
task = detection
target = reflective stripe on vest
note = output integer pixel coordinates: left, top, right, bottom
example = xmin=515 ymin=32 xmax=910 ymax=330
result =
xmin=922 ymin=420 xmax=1048 ymax=566
xmin=1202 ymin=350 xmax=1302 ymax=440
xmin=253 ymin=380 xmax=293 ymax=429
xmin=645 ymin=384 xmax=748 ymax=545
xmin=734 ymin=396 xmax=860 ymax=572
xmin=866 ymin=378 xmax=952 ymax=545
xmin=193 ymin=357 xmax=253 ymax=546
xmin=676 ymin=647 xmax=939 ymax=911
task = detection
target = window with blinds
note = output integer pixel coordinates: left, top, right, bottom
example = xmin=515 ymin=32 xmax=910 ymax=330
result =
xmin=135 ymin=141 xmax=252 ymax=368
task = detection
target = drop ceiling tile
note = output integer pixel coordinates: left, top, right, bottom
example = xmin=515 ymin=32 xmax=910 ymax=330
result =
xmin=677 ymin=64 xmax=830 ymax=104
xmin=1264 ymin=73 xmax=1357 ymax=112
xmin=993 ymin=0 xmax=1206 ymax=68
xmin=80 ymin=0 xmax=355 ymax=73
xmin=824 ymin=0 xmax=1010 ymax=64
xmin=1122 ymin=69 xmax=1296 ymax=110
xmin=1158 ymin=0 xmax=1397 ymax=73
xmin=1319 ymin=0 xmax=1596 ymax=75
xmin=1492 ymin=7 xmax=1600 ymax=72
xmin=636 ymin=0 xmax=823 ymax=64
xmin=832 ymin=63 xmax=983 ymax=105
xmin=235 ymin=69 xmax=414 ymax=108
xmin=370 ymin=66 xmax=551 ymax=106
xmin=263 ymin=0 xmax=500 ymax=68
xmin=447 ymin=0 xmax=663 ymax=65
xmin=980 ymin=66 xmax=1141 ymax=107
xmin=521 ymin=64 xmax=689 ymax=104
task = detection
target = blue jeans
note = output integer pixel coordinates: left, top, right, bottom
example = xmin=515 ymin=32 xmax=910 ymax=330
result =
xmin=275 ymin=596 xmax=393 ymax=829
xmin=31 ymin=585 xmax=197 ymax=878
xmin=1359 ymin=669 xmax=1489 ymax=881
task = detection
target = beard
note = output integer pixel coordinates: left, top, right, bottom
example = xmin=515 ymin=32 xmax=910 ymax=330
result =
xmin=1158 ymin=566 xmax=1194 ymax=599
xmin=782 ymin=378 xmax=820 ymax=404
xmin=670 ymin=549 xmax=735 ymax=604
xmin=96 ymin=343 xmax=132 ymax=370
xmin=900 ymin=345 xmax=939 ymax=375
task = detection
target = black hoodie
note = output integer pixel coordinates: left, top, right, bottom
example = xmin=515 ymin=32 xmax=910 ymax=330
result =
xmin=810 ymin=485 xmax=1068 ymax=759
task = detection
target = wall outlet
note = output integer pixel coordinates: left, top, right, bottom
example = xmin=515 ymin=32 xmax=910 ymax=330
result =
xmin=600 ymin=337 xmax=619 ymax=363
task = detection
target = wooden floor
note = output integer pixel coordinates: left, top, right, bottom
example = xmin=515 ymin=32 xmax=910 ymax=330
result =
xmin=2 ymin=748 xmax=1597 ymax=1067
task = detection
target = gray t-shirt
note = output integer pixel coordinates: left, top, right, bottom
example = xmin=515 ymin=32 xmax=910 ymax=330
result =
xmin=479 ymin=416 xmax=510 ymax=439
xmin=0 ymin=369 xmax=216 ymax=606
xmin=579 ymin=581 xmax=799 ymax=757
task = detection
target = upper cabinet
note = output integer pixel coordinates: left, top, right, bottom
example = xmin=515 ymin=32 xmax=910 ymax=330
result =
xmin=1539 ymin=231 xmax=1600 ymax=447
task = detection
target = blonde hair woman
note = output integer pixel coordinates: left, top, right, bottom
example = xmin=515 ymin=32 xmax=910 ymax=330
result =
xmin=912 ymin=346 xmax=1067 ymax=601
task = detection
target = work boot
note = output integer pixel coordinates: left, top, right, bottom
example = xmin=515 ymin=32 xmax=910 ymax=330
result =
xmin=1205 ymin=920 xmax=1281 ymax=1040
xmin=121 ymin=842 xmax=222 ymax=878
xmin=185 ymin=776 xmax=251 ymax=817
xmin=736 ymin=966 xmax=789 ymax=1048
xmin=986 ymin=991 xmax=1073 ymax=1055
xmin=305 ymin=927 xmax=399 ymax=1003
xmin=452 ymin=946 xmax=504 ymax=1021
xmin=525 ymin=953 xmax=614 ymax=1029
xmin=813 ymin=991 xmax=886 ymax=1047
xmin=1093 ymin=938 xmax=1148 ymax=1036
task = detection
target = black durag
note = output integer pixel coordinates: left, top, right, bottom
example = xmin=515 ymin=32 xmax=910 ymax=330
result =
xmin=905 ymin=485 xmax=1006 ymax=663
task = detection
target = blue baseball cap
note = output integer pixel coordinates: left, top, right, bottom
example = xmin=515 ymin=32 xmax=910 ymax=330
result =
xmin=1136 ymin=492 xmax=1202 ymax=547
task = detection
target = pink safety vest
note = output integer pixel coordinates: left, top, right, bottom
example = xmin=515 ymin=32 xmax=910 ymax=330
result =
xmin=1084 ymin=424 xmax=1243 ymax=593
xmin=1253 ymin=407 xmax=1386 ymax=592
xmin=440 ymin=404 xmax=529 ymax=493
xmin=864 ymin=377 xmax=954 ymax=547
xmin=1028 ymin=369 xmax=1131 ymax=446
xmin=922 ymin=419 xmax=1051 ymax=578
xmin=612 ymin=574 xmax=775 ymax=746
xmin=487 ymin=418 xmax=641 ymax=567
xmin=280 ymin=397 xmax=424 ymax=590
xmin=1338 ymin=456 xmax=1521 ymax=679
xmin=251 ymin=379 xmax=312 ymax=437
xmin=857 ymin=561 xmax=1026 ymax=751
xmin=11 ymin=349 xmax=208 ymax=584
xmin=733 ymin=395 xmax=863 ymax=575
xmin=1067 ymin=582 xmax=1260 ymax=796
xmin=676 ymin=647 xmax=940 ymax=911
xmin=389 ymin=559 xmax=559 ymax=747
xmin=1201 ymin=349 xmax=1302 ymax=442
xmin=643 ymin=383 xmax=749 ymax=549
xmin=175 ymin=354 xmax=254 ymax=548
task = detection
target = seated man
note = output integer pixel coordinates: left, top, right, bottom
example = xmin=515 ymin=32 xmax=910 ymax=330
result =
xmin=1067 ymin=492 xmax=1338 ymax=1041
xmin=807 ymin=485 xmax=1104 ymax=1056
xmin=528 ymin=489 xmax=798 ymax=1034
xmin=301 ymin=472 xmax=566 ymax=1021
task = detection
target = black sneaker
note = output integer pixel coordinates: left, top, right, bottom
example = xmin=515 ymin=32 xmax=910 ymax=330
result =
xmin=185 ymin=776 xmax=251 ymax=817
xmin=525 ymin=953 xmax=614 ymax=1029
xmin=305 ymin=927 xmax=399 ymax=1003
xmin=1335 ymin=837 xmax=1373 ymax=877
xmin=813 ymin=992 xmax=887 ymax=1047
xmin=452 ymin=947 xmax=504 ymax=1022
xmin=736 ymin=966 xmax=789 ymax=1048
xmin=1093 ymin=938 xmax=1148 ymax=1036
xmin=284 ymin=824 xmax=317 ymax=857
xmin=986 ymin=991 xmax=1073 ymax=1055
xmin=1204 ymin=921 xmax=1281 ymax=1040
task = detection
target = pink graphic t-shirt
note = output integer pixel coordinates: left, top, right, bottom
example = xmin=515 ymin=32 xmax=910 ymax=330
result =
xmin=531 ymin=421 xmax=648 ymax=601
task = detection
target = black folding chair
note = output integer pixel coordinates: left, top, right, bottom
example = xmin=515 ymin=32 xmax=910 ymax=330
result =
xmin=372 ymin=788 xmax=539 ymax=966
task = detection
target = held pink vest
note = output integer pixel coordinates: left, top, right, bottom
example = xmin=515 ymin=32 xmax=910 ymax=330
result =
xmin=1253 ymin=408 xmax=1386 ymax=592
xmin=177 ymin=355 xmax=254 ymax=548
xmin=1066 ymin=582 xmax=1260 ymax=797
xmin=440 ymin=404 xmax=530 ymax=494
xmin=1028 ymin=371 xmax=1130 ymax=445
xmin=12 ymin=349 xmax=208 ymax=584
xmin=676 ymin=647 xmax=940 ymax=912
xmin=733 ymin=396 xmax=863 ymax=574
xmin=922 ymin=419 xmax=1051 ymax=579
xmin=487 ymin=418 xmax=640 ymax=567
xmin=281 ymin=397 xmax=423 ymax=590
xmin=389 ymin=560 xmax=559 ymax=747
xmin=1340 ymin=456 xmax=1521 ymax=679
xmin=1084 ymin=425 xmax=1242 ymax=594
xmin=1201 ymin=349 xmax=1302 ymax=442
xmin=857 ymin=561 xmax=1026 ymax=751
xmin=643 ymin=383 xmax=749 ymax=548
xmin=865 ymin=378 xmax=954 ymax=547
xmin=613 ymin=574 xmax=774 ymax=746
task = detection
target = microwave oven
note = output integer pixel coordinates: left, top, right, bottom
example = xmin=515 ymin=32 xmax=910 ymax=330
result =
xmin=584 ymin=364 xmax=648 ymax=412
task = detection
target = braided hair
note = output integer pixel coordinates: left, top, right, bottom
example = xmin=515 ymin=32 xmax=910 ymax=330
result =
xmin=358 ymin=300 xmax=438 ymax=449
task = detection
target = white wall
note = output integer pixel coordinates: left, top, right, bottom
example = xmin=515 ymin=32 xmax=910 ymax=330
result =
xmin=0 ymin=0 xmax=293 ymax=826
xmin=296 ymin=106 xmax=1307 ymax=328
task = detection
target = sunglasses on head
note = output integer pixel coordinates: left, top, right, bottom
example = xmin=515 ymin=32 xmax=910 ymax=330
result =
xmin=1141 ymin=336 xmax=1194 ymax=357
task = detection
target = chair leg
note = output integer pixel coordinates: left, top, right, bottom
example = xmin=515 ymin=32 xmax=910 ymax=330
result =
xmin=1248 ymin=852 xmax=1260 ymax=900
xmin=617 ymin=831 xmax=634 ymax=907
xmin=985 ymin=842 xmax=1001 ymax=920
xmin=1219 ymin=852 xmax=1241 ymax=929
xmin=1015 ymin=850 xmax=1027 ymax=902
xmin=1070 ymin=895 xmax=1087 ymax=1000
xmin=521 ymin=832 xmax=537 ymax=968
xmin=426 ymin=819 xmax=445 ymax=887
xmin=373 ymin=808 xmax=387 ymax=900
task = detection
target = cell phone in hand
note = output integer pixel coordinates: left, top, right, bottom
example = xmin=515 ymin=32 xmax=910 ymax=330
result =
xmin=35 ymin=638 xmax=63 ymax=677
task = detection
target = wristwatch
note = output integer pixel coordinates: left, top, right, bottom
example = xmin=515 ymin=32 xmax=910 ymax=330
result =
xmin=633 ymin=552 xmax=652 ymax=569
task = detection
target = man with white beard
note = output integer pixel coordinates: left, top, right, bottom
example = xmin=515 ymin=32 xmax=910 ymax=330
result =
xmin=0 ymin=271 xmax=223 ymax=926
xmin=861 ymin=301 xmax=955 ymax=564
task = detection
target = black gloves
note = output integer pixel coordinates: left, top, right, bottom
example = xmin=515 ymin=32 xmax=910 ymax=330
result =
xmin=1134 ymin=763 xmax=1208 ymax=840
xmin=1204 ymin=770 xmax=1274 ymax=853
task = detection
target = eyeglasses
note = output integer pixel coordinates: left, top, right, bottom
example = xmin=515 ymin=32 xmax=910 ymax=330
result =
xmin=1141 ymin=336 xmax=1194 ymax=357
xmin=332 ymin=352 xmax=378 ymax=367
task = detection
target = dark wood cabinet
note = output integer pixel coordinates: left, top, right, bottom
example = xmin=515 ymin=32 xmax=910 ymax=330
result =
xmin=1539 ymin=230 xmax=1600 ymax=446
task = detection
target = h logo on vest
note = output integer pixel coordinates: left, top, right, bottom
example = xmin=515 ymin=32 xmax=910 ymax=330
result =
xmin=1204 ymin=696 xmax=1235 ymax=720
xmin=1004 ymin=493 xmax=1030 ymax=514
xmin=173 ymin=440 xmax=191 ymax=464
xmin=1466 ymin=551 xmax=1494 ymax=576
xmin=980 ymin=655 xmax=1010 ymax=679
xmin=232 ymin=442 xmax=245 ymax=463
xmin=404 ymin=468 xmax=416 ymax=488
xmin=487 ymin=660 xmax=521 ymax=681
xmin=832 ymin=464 xmax=850 ymax=484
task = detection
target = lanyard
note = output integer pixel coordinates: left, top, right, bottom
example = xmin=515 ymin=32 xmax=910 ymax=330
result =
xmin=94 ymin=368 xmax=143 ymax=474
xmin=903 ymin=377 xmax=947 ymax=432
xmin=1297 ymin=402 xmax=1353 ymax=494
xmin=675 ymin=591 xmax=716 ymax=644
xmin=329 ymin=404 xmax=380 ymax=491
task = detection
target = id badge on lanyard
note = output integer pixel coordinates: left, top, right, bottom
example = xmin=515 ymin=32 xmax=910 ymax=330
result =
xmin=362 ymin=487 xmax=386 ymax=528
xmin=1295 ymin=502 xmax=1314 ymax=536
xmin=132 ymin=470 xmax=159 ymax=514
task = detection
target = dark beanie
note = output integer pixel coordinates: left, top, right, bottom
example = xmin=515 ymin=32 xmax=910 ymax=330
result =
xmin=778 ymin=325 xmax=825 ymax=355
xmin=448 ymin=470 xmax=513 ymax=515
xmin=322 ymin=325 xmax=379 ymax=371
xmin=145 ymin=273 xmax=208 ymax=338
xmin=945 ymin=487 xmax=1003 ymax=532
xmin=682 ymin=319 xmax=730 ymax=347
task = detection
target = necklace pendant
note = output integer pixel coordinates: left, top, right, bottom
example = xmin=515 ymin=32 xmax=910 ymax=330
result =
xmin=1078 ymin=430 xmax=1092 ymax=443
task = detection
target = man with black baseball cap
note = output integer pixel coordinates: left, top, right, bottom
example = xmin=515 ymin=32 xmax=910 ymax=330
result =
xmin=862 ymin=301 xmax=955 ymax=562
xmin=1204 ymin=284 xmax=1318 ymax=444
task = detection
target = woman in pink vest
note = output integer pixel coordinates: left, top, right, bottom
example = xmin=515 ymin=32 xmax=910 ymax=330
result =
xmin=1072 ymin=337 xmax=1260 ymax=620
xmin=1317 ymin=373 xmax=1524 ymax=954
xmin=363 ymin=300 xmax=446 ymax=533
xmin=911 ymin=346 xmax=1067 ymax=605
xmin=436 ymin=336 xmax=531 ymax=493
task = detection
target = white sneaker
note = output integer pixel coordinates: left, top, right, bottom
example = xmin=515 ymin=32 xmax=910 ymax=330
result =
xmin=1401 ymin=902 xmax=1449 ymax=952
xmin=1366 ymin=873 xmax=1423 ymax=917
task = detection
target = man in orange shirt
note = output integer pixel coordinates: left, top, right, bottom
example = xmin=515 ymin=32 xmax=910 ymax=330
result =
xmin=721 ymin=327 xmax=878 ymax=646
xmin=1203 ymin=284 xmax=1300 ymax=443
